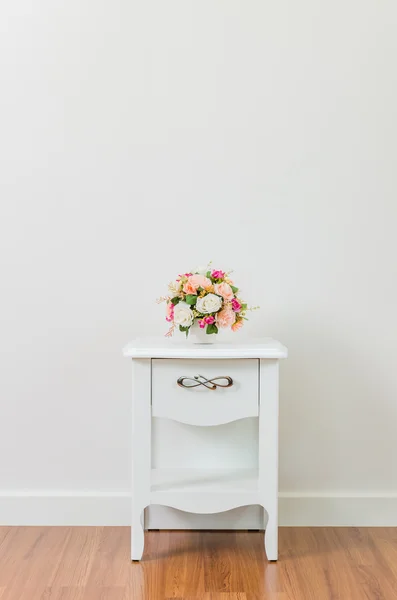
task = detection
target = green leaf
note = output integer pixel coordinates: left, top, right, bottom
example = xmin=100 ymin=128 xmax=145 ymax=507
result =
xmin=206 ymin=323 xmax=218 ymax=335
xmin=179 ymin=325 xmax=189 ymax=332
xmin=171 ymin=297 xmax=180 ymax=305
xmin=230 ymin=285 xmax=239 ymax=294
xmin=206 ymin=271 xmax=211 ymax=278
xmin=185 ymin=294 xmax=197 ymax=305
xmin=241 ymin=303 xmax=247 ymax=311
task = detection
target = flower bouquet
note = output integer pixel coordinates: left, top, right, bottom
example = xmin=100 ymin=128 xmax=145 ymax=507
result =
xmin=157 ymin=266 xmax=258 ymax=340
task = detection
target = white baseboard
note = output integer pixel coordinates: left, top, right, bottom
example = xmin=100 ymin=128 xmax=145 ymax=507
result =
xmin=0 ymin=491 xmax=130 ymax=527
xmin=279 ymin=492 xmax=397 ymax=526
xmin=1 ymin=491 xmax=397 ymax=527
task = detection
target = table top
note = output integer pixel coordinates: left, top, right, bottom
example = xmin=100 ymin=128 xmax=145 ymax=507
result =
xmin=123 ymin=337 xmax=288 ymax=359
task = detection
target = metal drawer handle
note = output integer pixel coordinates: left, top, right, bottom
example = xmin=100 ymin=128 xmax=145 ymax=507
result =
xmin=177 ymin=375 xmax=234 ymax=390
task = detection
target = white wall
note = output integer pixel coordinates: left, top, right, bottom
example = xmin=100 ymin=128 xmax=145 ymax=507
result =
xmin=1 ymin=0 xmax=397 ymax=524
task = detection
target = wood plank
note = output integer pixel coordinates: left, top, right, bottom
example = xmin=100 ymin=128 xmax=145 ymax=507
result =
xmin=163 ymin=531 xmax=205 ymax=598
xmin=228 ymin=532 xmax=267 ymax=594
xmin=0 ymin=526 xmax=72 ymax=599
xmin=47 ymin=527 xmax=101 ymax=588
xmin=0 ymin=527 xmax=396 ymax=599
xmin=203 ymin=531 xmax=236 ymax=592
xmin=85 ymin=527 xmax=130 ymax=588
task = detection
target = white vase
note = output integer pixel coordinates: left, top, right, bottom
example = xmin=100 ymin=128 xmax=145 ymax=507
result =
xmin=188 ymin=322 xmax=218 ymax=344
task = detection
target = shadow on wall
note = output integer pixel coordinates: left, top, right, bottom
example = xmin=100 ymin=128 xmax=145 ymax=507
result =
xmin=266 ymin=316 xmax=397 ymax=494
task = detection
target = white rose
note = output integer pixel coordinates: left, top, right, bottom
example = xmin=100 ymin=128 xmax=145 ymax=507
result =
xmin=173 ymin=302 xmax=194 ymax=327
xmin=196 ymin=293 xmax=222 ymax=314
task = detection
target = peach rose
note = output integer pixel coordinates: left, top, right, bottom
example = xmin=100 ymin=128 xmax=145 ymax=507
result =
xmin=214 ymin=282 xmax=234 ymax=301
xmin=189 ymin=274 xmax=212 ymax=290
xmin=232 ymin=319 xmax=244 ymax=332
xmin=183 ymin=280 xmax=198 ymax=295
xmin=216 ymin=307 xmax=236 ymax=329
xmin=184 ymin=274 xmax=211 ymax=294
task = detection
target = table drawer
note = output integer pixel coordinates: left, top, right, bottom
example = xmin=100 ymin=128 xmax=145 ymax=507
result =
xmin=151 ymin=359 xmax=259 ymax=426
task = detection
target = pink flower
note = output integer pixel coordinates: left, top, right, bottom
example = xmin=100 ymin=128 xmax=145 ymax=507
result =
xmin=214 ymin=282 xmax=234 ymax=301
xmin=231 ymin=298 xmax=242 ymax=312
xmin=232 ymin=319 xmax=244 ymax=332
xmin=198 ymin=319 xmax=206 ymax=329
xmin=204 ymin=315 xmax=215 ymax=325
xmin=166 ymin=303 xmax=174 ymax=322
xmin=189 ymin=274 xmax=212 ymax=290
xmin=216 ymin=307 xmax=236 ymax=329
xmin=212 ymin=270 xmax=225 ymax=279
xmin=183 ymin=281 xmax=198 ymax=295
xmin=183 ymin=274 xmax=211 ymax=294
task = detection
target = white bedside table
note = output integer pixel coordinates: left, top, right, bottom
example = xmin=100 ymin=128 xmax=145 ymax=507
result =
xmin=123 ymin=337 xmax=288 ymax=561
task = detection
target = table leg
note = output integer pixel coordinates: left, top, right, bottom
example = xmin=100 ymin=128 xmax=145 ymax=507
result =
xmin=131 ymin=359 xmax=151 ymax=561
xmin=259 ymin=359 xmax=279 ymax=561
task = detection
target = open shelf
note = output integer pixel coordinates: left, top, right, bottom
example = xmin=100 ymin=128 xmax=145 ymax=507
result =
xmin=151 ymin=468 xmax=258 ymax=492
xmin=150 ymin=468 xmax=260 ymax=514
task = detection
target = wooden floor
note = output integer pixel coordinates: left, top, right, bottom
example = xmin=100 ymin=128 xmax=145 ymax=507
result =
xmin=0 ymin=527 xmax=397 ymax=599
